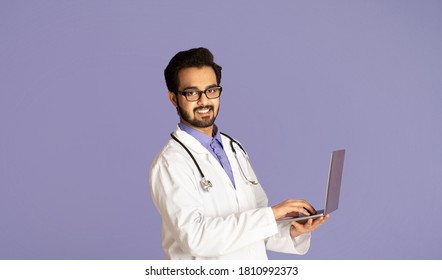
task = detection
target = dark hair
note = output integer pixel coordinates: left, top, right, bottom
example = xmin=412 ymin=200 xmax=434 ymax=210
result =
xmin=164 ymin=47 xmax=222 ymax=93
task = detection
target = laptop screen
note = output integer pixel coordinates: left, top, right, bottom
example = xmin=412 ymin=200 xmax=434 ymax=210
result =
xmin=324 ymin=149 xmax=345 ymax=215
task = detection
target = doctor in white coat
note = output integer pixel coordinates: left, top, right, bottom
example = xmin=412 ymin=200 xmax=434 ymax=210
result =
xmin=149 ymin=47 xmax=329 ymax=259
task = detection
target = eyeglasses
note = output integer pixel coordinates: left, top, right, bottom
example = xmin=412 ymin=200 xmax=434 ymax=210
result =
xmin=176 ymin=86 xmax=222 ymax=102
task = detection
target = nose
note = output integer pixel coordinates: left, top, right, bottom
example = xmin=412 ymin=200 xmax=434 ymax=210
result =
xmin=197 ymin=91 xmax=210 ymax=106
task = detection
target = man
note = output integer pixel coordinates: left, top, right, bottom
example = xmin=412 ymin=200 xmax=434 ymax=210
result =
xmin=149 ymin=47 xmax=328 ymax=260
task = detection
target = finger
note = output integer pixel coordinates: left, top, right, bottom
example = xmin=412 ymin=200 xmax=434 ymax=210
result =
xmin=289 ymin=199 xmax=316 ymax=215
xmin=320 ymin=215 xmax=330 ymax=222
xmin=312 ymin=217 xmax=324 ymax=225
xmin=297 ymin=207 xmax=311 ymax=217
xmin=283 ymin=202 xmax=310 ymax=216
xmin=291 ymin=218 xmax=313 ymax=233
xmin=275 ymin=200 xmax=316 ymax=218
xmin=286 ymin=211 xmax=299 ymax=218
xmin=302 ymin=203 xmax=317 ymax=215
xmin=310 ymin=217 xmax=327 ymax=228
xmin=291 ymin=221 xmax=303 ymax=230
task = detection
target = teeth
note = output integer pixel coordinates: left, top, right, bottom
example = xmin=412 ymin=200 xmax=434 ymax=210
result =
xmin=197 ymin=108 xmax=210 ymax=113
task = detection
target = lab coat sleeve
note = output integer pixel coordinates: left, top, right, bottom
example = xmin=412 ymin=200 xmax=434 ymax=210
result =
xmin=253 ymin=185 xmax=311 ymax=255
xmin=243 ymin=159 xmax=311 ymax=255
xmin=150 ymin=152 xmax=279 ymax=258
xmin=265 ymin=222 xmax=311 ymax=255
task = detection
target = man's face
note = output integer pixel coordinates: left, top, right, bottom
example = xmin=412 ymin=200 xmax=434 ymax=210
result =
xmin=169 ymin=66 xmax=220 ymax=134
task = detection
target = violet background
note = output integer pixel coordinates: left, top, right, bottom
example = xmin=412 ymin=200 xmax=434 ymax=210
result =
xmin=1 ymin=0 xmax=441 ymax=259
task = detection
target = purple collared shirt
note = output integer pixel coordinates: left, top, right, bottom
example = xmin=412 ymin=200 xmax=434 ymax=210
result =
xmin=179 ymin=122 xmax=236 ymax=188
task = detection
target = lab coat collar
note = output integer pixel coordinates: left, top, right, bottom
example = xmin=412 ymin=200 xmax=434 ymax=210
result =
xmin=172 ymin=125 xmax=213 ymax=155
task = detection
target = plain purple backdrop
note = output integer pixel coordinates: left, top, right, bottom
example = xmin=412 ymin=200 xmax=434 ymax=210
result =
xmin=1 ymin=0 xmax=441 ymax=259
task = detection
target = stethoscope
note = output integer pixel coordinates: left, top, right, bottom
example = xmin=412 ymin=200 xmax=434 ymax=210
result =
xmin=170 ymin=132 xmax=259 ymax=191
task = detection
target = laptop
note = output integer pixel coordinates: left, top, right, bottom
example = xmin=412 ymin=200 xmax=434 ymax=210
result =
xmin=277 ymin=149 xmax=346 ymax=224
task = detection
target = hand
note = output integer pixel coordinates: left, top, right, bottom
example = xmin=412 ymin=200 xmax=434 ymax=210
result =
xmin=290 ymin=214 xmax=329 ymax=238
xmin=271 ymin=199 xmax=316 ymax=220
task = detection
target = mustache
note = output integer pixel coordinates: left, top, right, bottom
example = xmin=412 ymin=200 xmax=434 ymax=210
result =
xmin=194 ymin=106 xmax=213 ymax=113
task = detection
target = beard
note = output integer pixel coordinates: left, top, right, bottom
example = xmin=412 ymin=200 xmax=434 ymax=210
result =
xmin=176 ymin=103 xmax=219 ymax=128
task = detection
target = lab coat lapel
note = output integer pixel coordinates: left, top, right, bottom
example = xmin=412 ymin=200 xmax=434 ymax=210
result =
xmin=221 ymin=134 xmax=254 ymax=212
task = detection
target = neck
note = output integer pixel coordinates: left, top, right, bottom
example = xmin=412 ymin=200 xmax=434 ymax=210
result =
xmin=180 ymin=119 xmax=213 ymax=137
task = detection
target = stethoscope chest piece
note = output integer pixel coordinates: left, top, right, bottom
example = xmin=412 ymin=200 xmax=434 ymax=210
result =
xmin=200 ymin=177 xmax=213 ymax=192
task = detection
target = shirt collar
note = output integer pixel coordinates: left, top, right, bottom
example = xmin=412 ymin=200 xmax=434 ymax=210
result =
xmin=178 ymin=122 xmax=224 ymax=149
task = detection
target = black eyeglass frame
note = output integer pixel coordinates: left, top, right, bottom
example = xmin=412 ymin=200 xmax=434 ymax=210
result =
xmin=175 ymin=86 xmax=223 ymax=102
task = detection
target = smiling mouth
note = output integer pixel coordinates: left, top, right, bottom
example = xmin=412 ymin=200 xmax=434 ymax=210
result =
xmin=195 ymin=106 xmax=212 ymax=114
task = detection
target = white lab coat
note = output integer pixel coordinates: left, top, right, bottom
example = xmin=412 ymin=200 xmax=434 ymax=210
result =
xmin=149 ymin=126 xmax=311 ymax=259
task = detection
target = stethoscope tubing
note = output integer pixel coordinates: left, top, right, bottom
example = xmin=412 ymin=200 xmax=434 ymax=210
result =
xmin=170 ymin=132 xmax=258 ymax=191
xmin=170 ymin=133 xmax=205 ymax=178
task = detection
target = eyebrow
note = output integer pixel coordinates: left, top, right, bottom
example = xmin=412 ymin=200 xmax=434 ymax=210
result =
xmin=181 ymin=84 xmax=218 ymax=91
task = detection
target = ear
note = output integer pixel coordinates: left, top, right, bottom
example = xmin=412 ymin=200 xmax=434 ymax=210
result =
xmin=168 ymin=91 xmax=178 ymax=107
